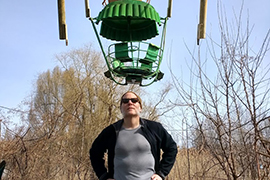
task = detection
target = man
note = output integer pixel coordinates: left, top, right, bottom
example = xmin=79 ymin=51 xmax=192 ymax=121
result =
xmin=90 ymin=91 xmax=177 ymax=180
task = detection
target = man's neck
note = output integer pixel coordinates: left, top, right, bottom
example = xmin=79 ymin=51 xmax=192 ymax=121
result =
xmin=122 ymin=116 xmax=140 ymax=129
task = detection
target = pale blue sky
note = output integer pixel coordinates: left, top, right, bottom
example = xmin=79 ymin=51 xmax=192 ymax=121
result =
xmin=0 ymin=1 xmax=269 ymax=125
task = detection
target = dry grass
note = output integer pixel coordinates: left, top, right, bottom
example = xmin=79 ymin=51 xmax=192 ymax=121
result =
xmin=167 ymin=148 xmax=227 ymax=180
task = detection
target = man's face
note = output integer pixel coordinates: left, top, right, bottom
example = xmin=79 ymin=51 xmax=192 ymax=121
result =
xmin=120 ymin=92 xmax=142 ymax=117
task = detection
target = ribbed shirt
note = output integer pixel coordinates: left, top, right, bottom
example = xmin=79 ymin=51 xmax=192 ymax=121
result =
xmin=114 ymin=125 xmax=155 ymax=180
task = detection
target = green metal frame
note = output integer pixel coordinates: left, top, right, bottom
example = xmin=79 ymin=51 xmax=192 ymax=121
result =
xmin=90 ymin=17 xmax=168 ymax=86
xmin=89 ymin=0 xmax=169 ymax=86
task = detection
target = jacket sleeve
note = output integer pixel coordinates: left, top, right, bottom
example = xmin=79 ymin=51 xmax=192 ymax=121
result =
xmin=89 ymin=126 xmax=112 ymax=180
xmin=158 ymin=123 xmax=178 ymax=178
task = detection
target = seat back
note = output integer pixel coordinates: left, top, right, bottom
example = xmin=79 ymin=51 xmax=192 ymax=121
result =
xmin=145 ymin=43 xmax=159 ymax=62
xmin=115 ymin=43 xmax=132 ymax=62
xmin=140 ymin=43 xmax=159 ymax=71
xmin=140 ymin=43 xmax=159 ymax=64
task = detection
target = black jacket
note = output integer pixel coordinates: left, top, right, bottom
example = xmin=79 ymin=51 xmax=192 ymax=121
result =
xmin=90 ymin=118 xmax=178 ymax=180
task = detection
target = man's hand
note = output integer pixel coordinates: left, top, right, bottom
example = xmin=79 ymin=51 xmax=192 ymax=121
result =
xmin=151 ymin=174 xmax=162 ymax=180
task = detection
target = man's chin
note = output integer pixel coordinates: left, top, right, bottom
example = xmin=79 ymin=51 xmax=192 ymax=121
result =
xmin=123 ymin=113 xmax=140 ymax=118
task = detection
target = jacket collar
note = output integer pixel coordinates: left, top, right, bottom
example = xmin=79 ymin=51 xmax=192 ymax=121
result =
xmin=113 ymin=118 xmax=147 ymax=131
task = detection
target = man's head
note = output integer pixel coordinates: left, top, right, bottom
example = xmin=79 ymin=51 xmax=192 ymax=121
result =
xmin=120 ymin=91 xmax=142 ymax=117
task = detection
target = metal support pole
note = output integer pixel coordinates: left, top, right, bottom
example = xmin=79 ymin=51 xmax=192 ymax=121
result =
xmin=85 ymin=0 xmax=90 ymax=18
xmin=58 ymin=0 xmax=68 ymax=45
xmin=197 ymin=0 xmax=208 ymax=45
xmin=167 ymin=0 xmax=173 ymax=18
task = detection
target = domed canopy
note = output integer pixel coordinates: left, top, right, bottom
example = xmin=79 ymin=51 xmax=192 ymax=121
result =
xmin=96 ymin=0 xmax=161 ymax=41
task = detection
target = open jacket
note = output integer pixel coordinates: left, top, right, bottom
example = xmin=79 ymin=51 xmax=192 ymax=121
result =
xmin=90 ymin=118 xmax=178 ymax=180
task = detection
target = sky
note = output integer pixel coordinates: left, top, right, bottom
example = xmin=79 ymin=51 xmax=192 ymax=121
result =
xmin=0 ymin=0 xmax=269 ymax=127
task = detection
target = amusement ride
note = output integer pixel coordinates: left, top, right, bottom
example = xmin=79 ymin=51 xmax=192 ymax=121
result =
xmin=57 ymin=0 xmax=207 ymax=86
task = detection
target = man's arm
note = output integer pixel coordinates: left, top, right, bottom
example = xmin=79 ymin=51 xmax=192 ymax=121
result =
xmin=158 ymin=125 xmax=178 ymax=177
xmin=90 ymin=127 xmax=112 ymax=180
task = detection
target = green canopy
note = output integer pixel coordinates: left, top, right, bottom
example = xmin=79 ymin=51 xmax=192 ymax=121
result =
xmin=96 ymin=0 xmax=161 ymax=41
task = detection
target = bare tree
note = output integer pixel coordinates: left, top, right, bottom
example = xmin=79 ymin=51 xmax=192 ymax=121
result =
xmin=171 ymin=2 xmax=270 ymax=180
xmin=0 ymin=43 xmax=175 ymax=179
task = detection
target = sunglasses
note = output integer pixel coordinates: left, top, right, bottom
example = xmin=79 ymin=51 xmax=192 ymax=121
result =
xmin=121 ymin=98 xmax=139 ymax=104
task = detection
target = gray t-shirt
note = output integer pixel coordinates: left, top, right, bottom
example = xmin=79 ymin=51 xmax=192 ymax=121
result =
xmin=114 ymin=125 xmax=155 ymax=180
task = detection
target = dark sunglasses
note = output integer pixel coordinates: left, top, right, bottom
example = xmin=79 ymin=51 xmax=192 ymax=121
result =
xmin=121 ymin=98 xmax=139 ymax=104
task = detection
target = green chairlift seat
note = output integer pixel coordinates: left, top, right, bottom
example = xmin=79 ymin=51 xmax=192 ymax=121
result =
xmin=115 ymin=43 xmax=133 ymax=62
xmin=140 ymin=43 xmax=159 ymax=71
xmin=90 ymin=0 xmax=170 ymax=86
xmin=106 ymin=41 xmax=162 ymax=85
